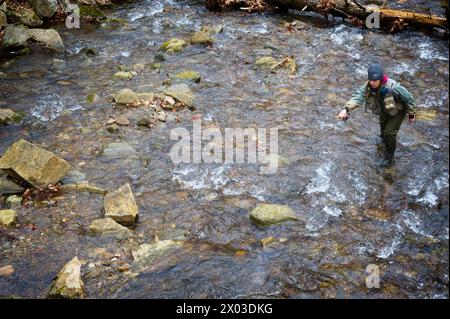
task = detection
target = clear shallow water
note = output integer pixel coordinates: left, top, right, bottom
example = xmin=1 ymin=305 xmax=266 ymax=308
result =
xmin=0 ymin=0 xmax=448 ymax=298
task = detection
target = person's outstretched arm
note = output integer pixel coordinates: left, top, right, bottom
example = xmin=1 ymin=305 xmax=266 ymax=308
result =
xmin=337 ymin=83 xmax=367 ymax=120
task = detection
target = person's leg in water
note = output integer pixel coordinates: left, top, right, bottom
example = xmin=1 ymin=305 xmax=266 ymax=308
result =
xmin=380 ymin=109 xmax=407 ymax=165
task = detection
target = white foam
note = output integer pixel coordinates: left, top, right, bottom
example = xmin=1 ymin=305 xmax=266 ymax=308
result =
xmin=418 ymin=189 xmax=439 ymax=207
xmin=323 ymin=206 xmax=342 ymax=217
xmin=376 ymin=236 xmax=402 ymax=259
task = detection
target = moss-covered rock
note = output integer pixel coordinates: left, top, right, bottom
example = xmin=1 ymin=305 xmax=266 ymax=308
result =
xmin=191 ymin=31 xmax=213 ymax=45
xmin=160 ymin=38 xmax=187 ymax=53
xmin=0 ymin=209 xmax=17 ymax=227
xmin=255 ymin=56 xmax=278 ymax=69
xmin=113 ymin=71 xmax=135 ymax=80
xmin=6 ymin=6 xmax=43 ymax=27
xmin=174 ymin=70 xmax=201 ymax=83
xmin=113 ymin=88 xmax=139 ymax=104
xmin=79 ymin=5 xmax=106 ymax=20
xmin=0 ymin=108 xmax=23 ymax=125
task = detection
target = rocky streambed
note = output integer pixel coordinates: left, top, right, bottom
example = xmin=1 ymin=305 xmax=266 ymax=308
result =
xmin=0 ymin=0 xmax=448 ymax=298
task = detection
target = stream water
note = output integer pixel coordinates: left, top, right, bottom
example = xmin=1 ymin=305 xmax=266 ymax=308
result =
xmin=0 ymin=0 xmax=448 ymax=298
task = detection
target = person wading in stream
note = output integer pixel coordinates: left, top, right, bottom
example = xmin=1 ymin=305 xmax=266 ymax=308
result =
xmin=337 ymin=62 xmax=417 ymax=166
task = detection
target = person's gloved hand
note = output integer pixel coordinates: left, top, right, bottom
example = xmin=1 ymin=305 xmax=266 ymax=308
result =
xmin=408 ymin=114 xmax=416 ymax=123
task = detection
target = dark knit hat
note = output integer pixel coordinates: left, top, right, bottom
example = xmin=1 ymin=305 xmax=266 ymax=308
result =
xmin=367 ymin=63 xmax=384 ymax=81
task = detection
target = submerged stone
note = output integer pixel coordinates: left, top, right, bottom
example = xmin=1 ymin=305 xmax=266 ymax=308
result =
xmin=249 ymin=204 xmax=298 ymax=226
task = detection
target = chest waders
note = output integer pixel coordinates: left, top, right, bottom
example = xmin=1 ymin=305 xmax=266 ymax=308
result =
xmin=365 ymin=79 xmax=407 ymax=157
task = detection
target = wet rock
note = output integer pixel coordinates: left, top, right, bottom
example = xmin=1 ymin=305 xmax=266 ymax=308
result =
xmin=114 ymin=71 xmax=135 ymax=80
xmin=27 ymin=0 xmax=58 ymax=18
xmin=174 ymin=70 xmax=201 ymax=83
xmin=113 ymin=88 xmax=139 ymax=104
xmin=0 ymin=108 xmax=22 ymax=125
xmin=106 ymin=124 xmax=119 ymax=134
xmin=88 ymin=218 xmax=133 ymax=239
xmin=0 ymin=172 xmax=24 ymax=195
xmin=132 ymin=240 xmax=182 ymax=265
xmin=0 ymin=9 xmax=7 ymax=28
xmin=86 ymin=93 xmax=100 ymax=105
xmin=79 ymin=4 xmax=106 ymax=20
xmin=191 ymin=31 xmax=213 ymax=45
xmin=28 ymin=28 xmax=64 ymax=51
xmin=60 ymin=182 xmax=108 ymax=195
xmin=6 ymin=6 xmax=42 ymax=27
xmin=51 ymin=58 xmax=66 ymax=72
xmin=155 ymin=111 xmax=166 ymax=122
xmin=1 ymin=24 xmax=30 ymax=48
xmin=201 ymin=25 xmax=224 ymax=34
xmin=61 ymin=170 xmax=86 ymax=184
xmin=0 ymin=209 xmax=17 ymax=227
xmin=102 ymin=142 xmax=139 ymax=160
xmin=249 ymin=204 xmax=298 ymax=226
xmin=48 ymin=257 xmax=85 ymax=299
xmin=160 ymin=38 xmax=187 ymax=53
xmin=0 ymin=265 xmax=14 ymax=277
xmin=133 ymin=63 xmax=145 ymax=73
xmin=262 ymin=154 xmax=291 ymax=168
xmin=104 ymin=183 xmax=138 ymax=226
xmin=164 ymin=84 xmax=194 ymax=107
xmin=154 ymin=52 xmax=166 ymax=62
xmin=5 ymin=195 xmax=22 ymax=208
xmin=115 ymin=117 xmax=129 ymax=126
xmin=263 ymin=41 xmax=282 ymax=51
xmin=255 ymin=56 xmax=278 ymax=69
xmin=0 ymin=139 xmax=70 ymax=188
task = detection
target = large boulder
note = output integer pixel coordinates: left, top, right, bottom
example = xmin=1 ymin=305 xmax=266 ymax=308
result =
xmin=6 ymin=6 xmax=43 ymax=27
xmin=28 ymin=28 xmax=64 ymax=51
xmin=104 ymin=183 xmax=139 ymax=226
xmin=27 ymin=0 xmax=58 ymax=18
xmin=0 ymin=209 xmax=17 ymax=227
xmin=0 ymin=108 xmax=22 ymax=125
xmin=0 ymin=139 xmax=70 ymax=188
xmin=249 ymin=204 xmax=298 ymax=226
xmin=88 ymin=218 xmax=133 ymax=239
xmin=48 ymin=257 xmax=85 ymax=299
xmin=1 ymin=25 xmax=30 ymax=48
xmin=1 ymin=25 xmax=64 ymax=51
xmin=164 ymin=84 xmax=194 ymax=107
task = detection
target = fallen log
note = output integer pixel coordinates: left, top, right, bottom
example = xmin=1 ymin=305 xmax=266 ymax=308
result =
xmin=205 ymin=0 xmax=448 ymax=32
